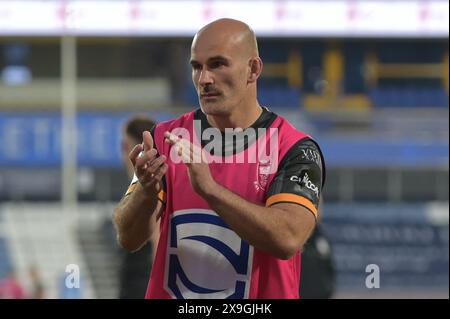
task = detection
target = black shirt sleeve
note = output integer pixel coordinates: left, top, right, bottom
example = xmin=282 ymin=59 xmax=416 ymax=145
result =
xmin=266 ymin=137 xmax=325 ymax=218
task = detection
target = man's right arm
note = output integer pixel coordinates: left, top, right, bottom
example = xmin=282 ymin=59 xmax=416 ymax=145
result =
xmin=113 ymin=183 xmax=161 ymax=252
xmin=113 ymin=131 xmax=167 ymax=252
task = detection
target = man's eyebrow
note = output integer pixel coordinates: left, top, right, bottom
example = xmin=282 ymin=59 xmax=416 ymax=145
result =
xmin=190 ymin=56 xmax=229 ymax=65
xmin=208 ymin=55 xmax=228 ymax=62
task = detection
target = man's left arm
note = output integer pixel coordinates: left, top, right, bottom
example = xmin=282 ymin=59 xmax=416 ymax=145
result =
xmin=202 ymin=185 xmax=317 ymax=260
xmin=165 ymin=133 xmax=324 ymax=260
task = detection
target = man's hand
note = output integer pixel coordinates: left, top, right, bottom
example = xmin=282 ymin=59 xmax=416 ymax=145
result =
xmin=129 ymin=131 xmax=168 ymax=196
xmin=164 ymin=131 xmax=215 ymax=197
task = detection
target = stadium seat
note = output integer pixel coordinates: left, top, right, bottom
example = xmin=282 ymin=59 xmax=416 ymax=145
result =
xmin=369 ymin=87 xmax=449 ymax=108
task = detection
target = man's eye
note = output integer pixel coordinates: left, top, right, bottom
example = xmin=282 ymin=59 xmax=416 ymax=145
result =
xmin=210 ymin=61 xmax=224 ymax=68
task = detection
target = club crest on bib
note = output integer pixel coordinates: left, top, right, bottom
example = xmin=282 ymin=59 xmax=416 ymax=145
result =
xmin=254 ymin=158 xmax=272 ymax=191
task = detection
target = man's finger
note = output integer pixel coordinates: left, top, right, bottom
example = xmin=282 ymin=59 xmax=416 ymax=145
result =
xmin=135 ymin=160 xmax=148 ymax=178
xmin=140 ymin=161 xmax=167 ymax=187
xmin=174 ymin=142 xmax=191 ymax=163
xmin=135 ymin=149 xmax=158 ymax=168
xmin=147 ymin=155 xmax=167 ymax=173
xmin=142 ymin=131 xmax=154 ymax=152
xmin=179 ymin=139 xmax=202 ymax=163
xmin=164 ymin=131 xmax=179 ymax=145
xmin=129 ymin=143 xmax=143 ymax=166
xmin=153 ymin=163 xmax=168 ymax=182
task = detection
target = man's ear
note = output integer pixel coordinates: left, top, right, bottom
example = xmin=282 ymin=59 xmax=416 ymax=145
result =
xmin=248 ymin=57 xmax=263 ymax=83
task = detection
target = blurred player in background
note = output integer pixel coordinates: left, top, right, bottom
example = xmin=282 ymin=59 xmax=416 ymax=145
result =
xmin=122 ymin=116 xmax=157 ymax=183
xmin=28 ymin=265 xmax=45 ymax=299
xmin=299 ymin=198 xmax=335 ymax=299
xmin=299 ymin=224 xmax=335 ymax=299
xmin=119 ymin=115 xmax=158 ymax=299
xmin=113 ymin=18 xmax=325 ymax=299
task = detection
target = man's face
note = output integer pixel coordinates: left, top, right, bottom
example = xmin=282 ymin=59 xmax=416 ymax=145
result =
xmin=121 ymin=134 xmax=135 ymax=156
xmin=190 ymin=34 xmax=249 ymax=116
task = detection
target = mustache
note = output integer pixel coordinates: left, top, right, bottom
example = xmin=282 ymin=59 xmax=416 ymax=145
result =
xmin=200 ymin=86 xmax=221 ymax=95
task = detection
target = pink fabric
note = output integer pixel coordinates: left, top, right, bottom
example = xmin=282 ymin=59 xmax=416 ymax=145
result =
xmin=146 ymin=111 xmax=308 ymax=299
xmin=0 ymin=277 xmax=26 ymax=299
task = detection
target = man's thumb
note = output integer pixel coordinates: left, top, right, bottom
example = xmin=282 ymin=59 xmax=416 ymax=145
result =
xmin=142 ymin=131 xmax=154 ymax=151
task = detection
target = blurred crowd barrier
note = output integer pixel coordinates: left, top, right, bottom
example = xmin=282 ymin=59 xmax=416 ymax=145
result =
xmin=0 ymin=201 xmax=447 ymax=298
xmin=322 ymin=202 xmax=448 ymax=296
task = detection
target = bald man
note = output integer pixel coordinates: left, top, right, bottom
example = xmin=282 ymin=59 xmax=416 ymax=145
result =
xmin=113 ymin=18 xmax=325 ymax=299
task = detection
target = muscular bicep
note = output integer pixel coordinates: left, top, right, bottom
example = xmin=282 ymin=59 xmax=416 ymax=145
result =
xmin=270 ymin=202 xmax=316 ymax=248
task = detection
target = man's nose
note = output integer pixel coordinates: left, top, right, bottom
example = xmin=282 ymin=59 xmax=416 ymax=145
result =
xmin=198 ymin=69 xmax=214 ymax=86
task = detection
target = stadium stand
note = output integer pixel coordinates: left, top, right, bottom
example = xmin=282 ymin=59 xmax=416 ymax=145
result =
xmin=0 ymin=204 xmax=96 ymax=298
xmin=0 ymin=33 xmax=448 ymax=298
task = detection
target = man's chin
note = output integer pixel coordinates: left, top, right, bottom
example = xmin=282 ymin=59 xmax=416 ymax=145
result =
xmin=199 ymin=102 xmax=230 ymax=116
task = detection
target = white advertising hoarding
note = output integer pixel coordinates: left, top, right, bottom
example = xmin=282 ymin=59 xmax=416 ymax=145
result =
xmin=0 ymin=0 xmax=448 ymax=37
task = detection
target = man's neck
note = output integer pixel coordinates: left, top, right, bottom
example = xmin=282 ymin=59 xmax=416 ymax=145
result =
xmin=206 ymin=104 xmax=263 ymax=131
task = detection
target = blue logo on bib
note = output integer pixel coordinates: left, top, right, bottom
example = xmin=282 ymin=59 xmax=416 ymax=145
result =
xmin=165 ymin=209 xmax=252 ymax=299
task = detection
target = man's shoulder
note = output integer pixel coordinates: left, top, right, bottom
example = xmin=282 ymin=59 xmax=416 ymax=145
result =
xmin=261 ymin=108 xmax=307 ymax=136
xmin=269 ymin=113 xmax=311 ymax=153
xmin=263 ymin=109 xmax=323 ymax=171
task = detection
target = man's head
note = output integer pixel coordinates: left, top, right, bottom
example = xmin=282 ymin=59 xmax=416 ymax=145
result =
xmin=190 ymin=18 xmax=263 ymax=117
xmin=122 ymin=115 xmax=156 ymax=178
